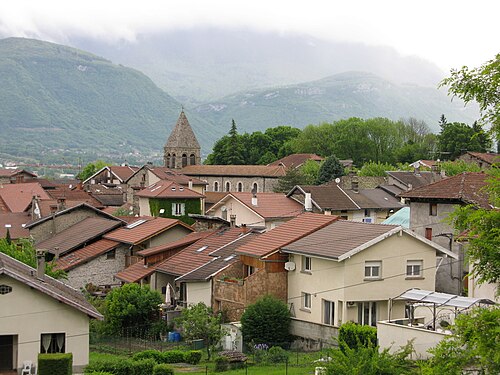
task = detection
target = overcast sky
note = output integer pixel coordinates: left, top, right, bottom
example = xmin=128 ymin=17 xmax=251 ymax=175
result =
xmin=0 ymin=0 xmax=498 ymax=71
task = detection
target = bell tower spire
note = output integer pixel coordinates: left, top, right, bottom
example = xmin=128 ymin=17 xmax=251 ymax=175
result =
xmin=164 ymin=109 xmax=201 ymax=169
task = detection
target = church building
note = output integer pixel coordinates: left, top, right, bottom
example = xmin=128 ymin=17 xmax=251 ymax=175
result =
xmin=164 ymin=110 xmax=201 ymax=169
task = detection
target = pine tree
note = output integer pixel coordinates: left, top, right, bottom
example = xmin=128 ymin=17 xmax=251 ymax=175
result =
xmin=317 ymin=155 xmax=345 ymax=184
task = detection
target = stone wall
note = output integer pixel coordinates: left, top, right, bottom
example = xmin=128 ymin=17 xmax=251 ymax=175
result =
xmin=186 ymin=175 xmax=280 ymax=193
xmin=289 ymin=319 xmax=338 ymax=351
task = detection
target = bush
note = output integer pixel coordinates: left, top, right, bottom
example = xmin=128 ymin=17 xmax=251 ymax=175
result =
xmin=338 ymin=322 xmax=377 ymax=350
xmin=132 ymin=350 xmax=163 ymax=363
xmin=161 ymin=350 xmax=185 ymax=364
xmin=184 ymin=351 xmax=202 ymax=365
xmin=84 ymin=357 xmax=132 ymax=375
xmin=130 ymin=359 xmax=156 ymax=375
xmin=87 ymin=372 xmax=114 ymax=375
xmin=214 ymin=356 xmax=229 ymax=372
xmin=267 ymin=346 xmax=288 ymax=364
xmin=38 ymin=353 xmax=72 ymax=375
xmin=153 ymin=364 xmax=175 ymax=375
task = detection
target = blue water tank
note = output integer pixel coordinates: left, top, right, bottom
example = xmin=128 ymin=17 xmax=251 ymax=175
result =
xmin=168 ymin=332 xmax=175 ymax=342
xmin=173 ymin=332 xmax=181 ymax=342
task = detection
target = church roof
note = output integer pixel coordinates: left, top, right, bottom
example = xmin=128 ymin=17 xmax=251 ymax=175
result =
xmin=165 ymin=111 xmax=200 ymax=149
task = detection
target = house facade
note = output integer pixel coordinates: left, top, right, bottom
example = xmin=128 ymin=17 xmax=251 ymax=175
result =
xmin=458 ymin=151 xmax=499 ymax=169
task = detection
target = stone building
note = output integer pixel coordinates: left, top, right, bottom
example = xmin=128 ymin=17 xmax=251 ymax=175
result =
xmin=164 ymin=110 xmax=201 ymax=169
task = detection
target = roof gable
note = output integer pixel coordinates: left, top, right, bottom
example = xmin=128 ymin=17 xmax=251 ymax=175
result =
xmin=165 ymin=110 xmax=200 ymax=149
xmin=0 ymin=182 xmax=51 ymax=212
xmin=136 ymin=180 xmax=205 ymax=199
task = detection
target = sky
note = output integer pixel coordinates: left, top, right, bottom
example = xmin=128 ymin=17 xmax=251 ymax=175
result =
xmin=0 ymin=0 xmax=498 ymax=71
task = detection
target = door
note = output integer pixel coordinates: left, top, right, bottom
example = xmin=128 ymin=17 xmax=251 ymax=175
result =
xmin=0 ymin=335 xmax=13 ymax=370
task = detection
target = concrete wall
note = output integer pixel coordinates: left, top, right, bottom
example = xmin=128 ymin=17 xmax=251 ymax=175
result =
xmin=377 ymin=320 xmax=449 ymax=359
xmin=186 ymin=281 xmax=211 ymax=306
xmin=289 ymin=319 xmax=338 ymax=351
xmin=209 ymin=198 xmax=264 ymax=227
xmin=0 ymin=276 xmax=91 ymax=373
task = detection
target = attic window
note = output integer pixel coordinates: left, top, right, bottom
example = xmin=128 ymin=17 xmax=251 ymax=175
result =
xmin=196 ymin=246 xmax=208 ymax=252
xmin=126 ymin=219 xmax=147 ymax=229
xmin=224 ymin=255 xmax=235 ymax=261
xmin=0 ymin=285 xmax=12 ymax=295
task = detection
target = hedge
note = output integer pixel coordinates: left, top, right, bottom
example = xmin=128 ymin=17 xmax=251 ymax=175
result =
xmin=184 ymin=350 xmax=202 ymax=365
xmin=132 ymin=350 xmax=163 ymax=363
xmin=38 ymin=353 xmax=72 ymax=375
xmin=161 ymin=350 xmax=186 ymax=364
xmin=153 ymin=364 xmax=175 ymax=375
xmin=338 ymin=321 xmax=377 ymax=350
xmin=84 ymin=357 xmax=133 ymax=375
xmin=87 ymin=373 xmax=114 ymax=375
xmin=130 ymin=359 xmax=156 ymax=375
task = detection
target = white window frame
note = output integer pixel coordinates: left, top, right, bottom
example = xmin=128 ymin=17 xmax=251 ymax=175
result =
xmin=172 ymin=203 xmax=185 ymax=216
xmin=302 ymin=292 xmax=312 ymax=310
xmin=358 ymin=301 xmax=377 ymax=326
xmin=323 ymin=299 xmax=335 ymax=326
xmin=406 ymin=260 xmax=423 ymax=278
xmin=302 ymin=256 xmax=312 ymax=272
xmin=364 ymin=261 xmax=382 ymax=280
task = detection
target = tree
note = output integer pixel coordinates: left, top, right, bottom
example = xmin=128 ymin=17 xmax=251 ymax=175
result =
xmin=301 ymin=159 xmax=322 ymax=185
xmin=105 ymin=283 xmax=163 ymax=335
xmin=438 ymin=122 xmax=489 ymax=160
xmin=316 ymin=155 xmax=345 ymax=184
xmin=240 ymin=295 xmax=291 ymax=346
xmin=439 ymin=160 xmax=481 ymax=176
xmin=226 ymin=119 xmax=245 ymax=165
xmin=440 ymin=53 xmax=500 ymax=135
xmin=176 ymin=302 xmax=225 ymax=360
xmin=358 ymin=161 xmax=395 ymax=177
xmin=423 ymin=307 xmax=500 ymax=374
xmin=273 ymin=167 xmax=309 ymax=193
xmin=77 ymin=160 xmax=109 ymax=181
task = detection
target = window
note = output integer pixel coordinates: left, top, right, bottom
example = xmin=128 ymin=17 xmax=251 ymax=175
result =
xmin=166 ymin=154 xmax=171 ymax=167
xmin=364 ymin=261 xmax=382 ymax=279
xmin=323 ymin=300 xmax=335 ymax=326
xmin=106 ymin=249 xmax=116 ymax=260
xmin=429 ymin=203 xmax=437 ymax=216
xmin=171 ymin=154 xmax=176 ymax=168
xmin=40 ymin=333 xmax=65 ymax=353
xmin=225 ymin=182 xmax=231 ymax=192
xmin=358 ymin=302 xmax=377 ymax=326
xmin=182 ymin=154 xmax=188 ymax=168
xmin=190 ymin=154 xmax=196 ymax=165
xmin=302 ymin=292 xmax=312 ymax=310
xmin=237 ymin=182 xmax=243 ymax=192
xmin=425 ymin=228 xmax=433 ymax=240
xmin=252 ymin=182 xmax=258 ymax=193
xmin=172 ymin=203 xmax=185 ymax=216
xmin=245 ymin=265 xmax=255 ymax=277
xmin=214 ymin=181 xmax=219 ymax=192
xmin=406 ymin=260 xmax=423 ymax=277
xmin=302 ymin=256 xmax=312 ymax=272
xmin=364 ymin=209 xmax=370 ymax=217
xmin=0 ymin=284 xmax=12 ymax=295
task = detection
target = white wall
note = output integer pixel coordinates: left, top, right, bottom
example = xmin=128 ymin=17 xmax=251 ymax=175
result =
xmin=186 ymin=281 xmax=212 ymax=306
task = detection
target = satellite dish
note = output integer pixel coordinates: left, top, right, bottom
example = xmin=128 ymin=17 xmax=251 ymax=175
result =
xmin=334 ymin=178 xmax=341 ymax=184
xmin=221 ymin=206 xmax=227 ymax=212
xmin=284 ymin=262 xmax=296 ymax=271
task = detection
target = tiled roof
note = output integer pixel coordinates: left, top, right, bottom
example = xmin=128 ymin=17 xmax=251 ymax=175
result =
xmin=465 ymin=151 xmax=499 ymax=165
xmin=268 ymin=154 xmax=324 ymax=168
xmin=209 ymin=192 xmax=303 ymax=219
xmin=115 ymin=260 xmax=156 ymax=283
xmin=55 ymin=239 xmax=120 ymax=271
xmin=399 ymin=172 xmax=490 ymax=208
xmin=0 ymin=252 xmax=102 ymax=319
xmin=176 ymin=232 xmax=260 ymax=282
xmin=101 ymin=202 xmax=134 ymax=215
xmin=37 ymin=199 xmax=103 ymax=218
xmin=103 ymin=216 xmax=193 ymax=245
xmin=148 ymin=167 xmax=207 ymax=186
xmin=0 ymin=182 xmax=51 ymax=212
xmin=36 ymin=217 xmax=122 ymax=255
xmin=235 ymin=212 xmax=338 ymax=258
xmin=180 ymin=165 xmax=286 ymax=177
xmin=137 ymin=231 xmax=213 ymax=257
xmin=346 ymin=188 xmax=406 ymax=209
xmin=109 ymin=166 xmax=139 ymax=181
xmin=136 ymin=180 xmax=205 ymax=199
xmin=378 ymin=184 xmax=405 ymax=197
xmin=155 ymin=227 xmax=251 ymax=277
xmin=386 ymin=171 xmax=442 ymax=189
xmin=282 ymin=220 xmax=399 ymax=260
xmin=0 ymin=168 xmax=37 ymax=177
xmin=165 ymin=110 xmax=201 ymax=149
xmin=47 ymin=186 xmax=103 ymax=204
xmin=288 ymin=185 xmax=359 ymax=211
xmin=0 ymin=212 xmax=30 ymax=239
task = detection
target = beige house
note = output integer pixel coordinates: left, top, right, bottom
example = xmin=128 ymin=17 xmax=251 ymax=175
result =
xmin=280 ymin=220 xmax=456 ymax=344
xmin=0 ymin=252 xmax=102 ymax=373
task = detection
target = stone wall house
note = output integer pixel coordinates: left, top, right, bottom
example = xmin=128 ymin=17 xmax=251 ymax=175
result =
xmin=458 ymin=151 xmax=499 ymax=169
xmin=0 ymin=168 xmax=38 ymax=184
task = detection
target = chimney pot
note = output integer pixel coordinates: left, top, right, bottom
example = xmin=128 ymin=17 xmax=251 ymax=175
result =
xmin=304 ymin=193 xmax=313 ymax=211
xmin=251 ymin=194 xmax=258 ymax=206
xmin=188 ymin=179 xmax=193 ymax=189
xmin=36 ymin=249 xmax=46 ymax=280
xmin=230 ymin=214 xmax=236 ymax=227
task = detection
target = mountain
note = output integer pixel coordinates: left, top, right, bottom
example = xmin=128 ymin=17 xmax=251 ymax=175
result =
xmin=0 ymin=37 xmax=222 ymax=164
xmin=194 ymin=71 xmax=478 ymax=133
xmin=69 ymin=28 xmax=446 ymax=105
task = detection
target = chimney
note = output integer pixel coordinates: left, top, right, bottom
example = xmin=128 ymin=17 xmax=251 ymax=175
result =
xmin=351 ymin=179 xmax=359 ymax=193
xmin=31 ymin=195 xmax=41 ymax=220
xmin=251 ymin=193 xmax=258 ymax=206
xmin=188 ymin=179 xmax=193 ymax=189
xmin=230 ymin=214 xmax=236 ymax=227
xmin=324 ymin=208 xmax=332 ymax=216
xmin=36 ymin=249 xmax=46 ymax=280
xmin=304 ymin=193 xmax=313 ymax=212
xmin=57 ymin=197 xmax=66 ymax=211
xmin=414 ymin=165 xmax=421 ymax=176
xmin=54 ymin=247 xmax=60 ymax=260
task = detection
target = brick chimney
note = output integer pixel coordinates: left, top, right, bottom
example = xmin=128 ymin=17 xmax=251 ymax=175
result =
xmin=36 ymin=249 xmax=46 ymax=280
xmin=230 ymin=214 xmax=236 ymax=227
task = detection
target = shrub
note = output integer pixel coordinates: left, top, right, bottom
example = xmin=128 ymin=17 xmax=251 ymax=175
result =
xmin=87 ymin=373 xmax=114 ymax=375
xmin=161 ymin=350 xmax=185 ymax=364
xmin=184 ymin=351 xmax=202 ymax=365
xmin=153 ymin=364 xmax=175 ymax=375
xmin=338 ymin=322 xmax=377 ymax=350
xmin=38 ymin=353 xmax=72 ymax=375
xmin=214 ymin=356 xmax=229 ymax=372
xmin=130 ymin=359 xmax=156 ymax=375
xmin=84 ymin=357 xmax=132 ymax=375
xmin=267 ymin=346 xmax=288 ymax=364
xmin=132 ymin=350 xmax=163 ymax=363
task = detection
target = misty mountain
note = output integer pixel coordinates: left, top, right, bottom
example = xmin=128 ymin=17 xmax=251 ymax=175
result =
xmin=69 ymin=28 xmax=445 ymax=105
xmin=0 ymin=37 xmax=222 ymax=164
xmin=194 ymin=71 xmax=478 ymax=133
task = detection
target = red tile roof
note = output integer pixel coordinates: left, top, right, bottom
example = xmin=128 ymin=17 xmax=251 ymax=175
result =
xmin=288 ymin=185 xmax=359 ymax=211
xmin=268 ymin=154 xmax=324 ymax=168
xmin=137 ymin=231 xmax=213 ymax=257
xmin=103 ymin=216 xmax=193 ymax=245
xmin=115 ymin=261 xmax=156 ymax=283
xmin=109 ymin=166 xmax=139 ymax=181
xmin=0 ymin=212 xmax=30 ymax=239
xmin=180 ymin=165 xmax=286 ymax=177
xmin=209 ymin=192 xmax=303 ymax=219
xmin=136 ymin=180 xmax=205 ymax=199
xmin=0 ymin=182 xmax=51 ymax=212
xmin=399 ymin=172 xmax=491 ymax=208
xmin=0 ymin=168 xmax=37 ymax=177
xmin=148 ymin=167 xmax=207 ymax=186
xmin=235 ymin=212 xmax=339 ymax=258
xmin=155 ymin=227 xmax=251 ymax=277
xmin=55 ymin=239 xmax=120 ymax=271
xmin=465 ymin=152 xmax=499 ymax=165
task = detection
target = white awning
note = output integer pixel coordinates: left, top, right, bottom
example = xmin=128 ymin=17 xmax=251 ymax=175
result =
xmin=395 ymin=288 xmax=496 ymax=308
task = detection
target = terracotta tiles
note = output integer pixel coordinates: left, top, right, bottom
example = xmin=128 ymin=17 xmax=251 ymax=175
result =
xmin=268 ymin=154 xmax=324 ymax=168
xmin=136 ymin=180 xmax=204 ymax=199
xmin=137 ymin=231 xmax=213 ymax=257
xmin=0 ymin=212 xmax=30 ymax=239
xmin=115 ymin=260 xmax=155 ymax=283
xmin=0 ymin=182 xmax=51 ymax=212
xmin=181 ymin=165 xmax=286 ymax=177
xmin=56 ymin=239 xmax=119 ymax=271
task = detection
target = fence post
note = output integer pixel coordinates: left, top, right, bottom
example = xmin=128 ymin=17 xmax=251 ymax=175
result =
xmin=285 ymin=356 xmax=288 ymax=375
xmin=206 ymin=365 xmax=208 ymax=375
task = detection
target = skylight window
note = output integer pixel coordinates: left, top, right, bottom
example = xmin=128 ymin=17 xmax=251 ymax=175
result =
xmin=126 ymin=219 xmax=147 ymax=229
xmin=196 ymin=245 xmax=208 ymax=252
xmin=224 ymin=255 xmax=236 ymax=261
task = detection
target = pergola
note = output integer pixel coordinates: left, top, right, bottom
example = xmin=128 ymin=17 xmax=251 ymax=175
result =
xmin=389 ymin=288 xmax=496 ymax=330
